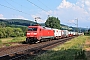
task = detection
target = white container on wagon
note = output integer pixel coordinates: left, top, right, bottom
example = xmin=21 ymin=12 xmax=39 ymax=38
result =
xmin=58 ymin=30 xmax=62 ymax=38
xmin=52 ymin=29 xmax=63 ymax=39
xmin=52 ymin=29 xmax=59 ymax=39
xmin=73 ymin=32 xmax=76 ymax=36
xmin=72 ymin=32 xmax=77 ymax=36
xmin=63 ymin=30 xmax=69 ymax=37
xmin=70 ymin=32 xmax=74 ymax=36
xmin=52 ymin=29 xmax=59 ymax=36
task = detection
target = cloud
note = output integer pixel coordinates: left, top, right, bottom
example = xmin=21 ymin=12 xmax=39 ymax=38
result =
xmin=12 ymin=15 xmax=28 ymax=20
xmin=31 ymin=0 xmax=90 ymax=27
xmin=31 ymin=14 xmax=46 ymax=23
xmin=16 ymin=15 xmax=26 ymax=19
xmin=85 ymin=0 xmax=90 ymax=6
xmin=0 ymin=14 xmax=28 ymax=20
xmin=36 ymin=19 xmax=46 ymax=23
xmin=57 ymin=0 xmax=73 ymax=9
xmin=31 ymin=15 xmax=40 ymax=19
xmin=55 ymin=0 xmax=90 ymax=27
xmin=0 ymin=14 xmax=5 ymax=19
xmin=76 ymin=0 xmax=90 ymax=12
xmin=68 ymin=20 xmax=75 ymax=24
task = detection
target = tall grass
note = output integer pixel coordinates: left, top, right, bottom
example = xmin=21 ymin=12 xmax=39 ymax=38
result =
xmin=0 ymin=36 xmax=26 ymax=47
xmin=0 ymin=40 xmax=2 ymax=44
xmin=9 ymin=36 xmax=26 ymax=43
xmin=33 ymin=36 xmax=88 ymax=60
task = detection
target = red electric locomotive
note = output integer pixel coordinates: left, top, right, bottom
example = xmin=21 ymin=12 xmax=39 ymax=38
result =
xmin=26 ymin=25 xmax=54 ymax=43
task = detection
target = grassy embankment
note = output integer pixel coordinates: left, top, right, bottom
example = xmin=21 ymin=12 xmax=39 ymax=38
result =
xmin=33 ymin=36 xmax=89 ymax=60
xmin=0 ymin=36 xmax=26 ymax=47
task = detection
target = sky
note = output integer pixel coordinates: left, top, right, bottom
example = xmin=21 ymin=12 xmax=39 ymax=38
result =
xmin=0 ymin=0 xmax=90 ymax=28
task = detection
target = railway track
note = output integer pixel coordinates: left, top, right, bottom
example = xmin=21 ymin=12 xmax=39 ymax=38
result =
xmin=0 ymin=36 xmax=77 ymax=60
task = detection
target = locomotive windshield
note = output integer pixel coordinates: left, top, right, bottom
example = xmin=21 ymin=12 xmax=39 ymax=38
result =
xmin=28 ymin=28 xmax=37 ymax=31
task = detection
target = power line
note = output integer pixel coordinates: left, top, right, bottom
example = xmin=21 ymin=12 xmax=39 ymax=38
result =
xmin=4 ymin=0 xmax=17 ymax=9
xmin=11 ymin=0 xmax=51 ymax=13
xmin=0 ymin=0 xmax=31 ymax=16
xmin=38 ymin=0 xmax=58 ymax=18
xmin=4 ymin=0 xmax=21 ymax=12
xmin=26 ymin=0 xmax=47 ymax=12
xmin=26 ymin=0 xmax=52 ymax=19
xmin=10 ymin=0 xmax=30 ymax=10
xmin=38 ymin=0 xmax=59 ymax=18
xmin=38 ymin=0 xmax=51 ymax=10
xmin=0 ymin=0 xmax=52 ymax=20
xmin=0 ymin=3 xmax=30 ymax=16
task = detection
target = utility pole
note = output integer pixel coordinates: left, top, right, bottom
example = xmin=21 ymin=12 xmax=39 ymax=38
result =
xmin=87 ymin=26 xmax=88 ymax=32
xmin=75 ymin=18 xmax=78 ymax=35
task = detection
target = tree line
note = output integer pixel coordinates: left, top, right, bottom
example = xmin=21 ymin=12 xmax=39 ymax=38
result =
xmin=0 ymin=27 xmax=25 ymax=38
xmin=0 ymin=21 xmax=28 ymax=38
xmin=0 ymin=16 xmax=61 ymax=38
xmin=0 ymin=19 xmax=36 ymax=26
xmin=1 ymin=16 xmax=87 ymax=38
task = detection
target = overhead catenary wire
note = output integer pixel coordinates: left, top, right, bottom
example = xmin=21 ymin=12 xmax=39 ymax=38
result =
xmin=26 ymin=0 xmax=48 ymax=13
xmin=4 ymin=0 xmax=31 ymax=15
xmin=37 ymin=0 xmax=58 ymax=18
xmin=0 ymin=3 xmax=30 ymax=16
xmin=4 ymin=0 xmax=14 ymax=8
xmin=11 ymin=0 xmax=52 ymax=15
xmin=10 ymin=0 xmax=51 ymax=15
xmin=26 ymin=0 xmax=52 ymax=19
xmin=0 ymin=0 xmax=52 ymax=19
xmin=37 ymin=0 xmax=52 ymax=10
xmin=37 ymin=0 xmax=53 ymax=18
xmin=10 ymin=0 xmax=30 ymax=10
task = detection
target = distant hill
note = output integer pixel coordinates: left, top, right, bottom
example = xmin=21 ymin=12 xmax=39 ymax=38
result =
xmin=0 ymin=19 xmax=36 ymax=26
xmin=0 ymin=19 xmax=87 ymax=32
xmin=60 ymin=24 xmax=87 ymax=32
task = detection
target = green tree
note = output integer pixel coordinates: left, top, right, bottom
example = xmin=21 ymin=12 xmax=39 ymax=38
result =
xmin=0 ymin=27 xmax=24 ymax=38
xmin=0 ymin=31 xmax=4 ymax=38
xmin=0 ymin=22 xmax=6 ymax=28
xmin=6 ymin=27 xmax=13 ymax=37
xmin=0 ymin=28 xmax=7 ymax=38
xmin=13 ymin=28 xmax=24 ymax=37
xmin=45 ymin=16 xmax=61 ymax=29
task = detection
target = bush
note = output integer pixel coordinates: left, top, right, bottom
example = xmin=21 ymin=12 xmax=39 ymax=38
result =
xmin=0 ymin=27 xmax=24 ymax=38
xmin=0 ymin=40 xmax=2 ymax=44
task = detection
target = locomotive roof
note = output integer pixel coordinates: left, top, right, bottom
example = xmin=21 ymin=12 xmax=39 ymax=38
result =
xmin=28 ymin=26 xmax=53 ymax=30
xmin=28 ymin=25 xmax=41 ymax=28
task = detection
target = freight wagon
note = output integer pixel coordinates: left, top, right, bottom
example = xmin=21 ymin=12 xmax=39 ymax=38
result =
xmin=52 ymin=29 xmax=63 ymax=39
xmin=63 ymin=30 xmax=69 ymax=37
xmin=26 ymin=25 xmax=80 ymax=43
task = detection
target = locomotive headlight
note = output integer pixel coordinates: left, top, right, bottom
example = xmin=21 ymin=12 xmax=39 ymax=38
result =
xmin=27 ymin=33 xmax=30 ymax=35
xmin=34 ymin=33 xmax=37 ymax=35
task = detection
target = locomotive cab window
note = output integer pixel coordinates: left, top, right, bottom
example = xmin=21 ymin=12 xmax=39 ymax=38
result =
xmin=28 ymin=28 xmax=37 ymax=31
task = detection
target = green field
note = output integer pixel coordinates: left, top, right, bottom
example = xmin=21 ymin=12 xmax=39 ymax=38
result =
xmin=0 ymin=36 xmax=89 ymax=60
xmin=33 ymin=36 xmax=88 ymax=60
xmin=0 ymin=36 xmax=26 ymax=47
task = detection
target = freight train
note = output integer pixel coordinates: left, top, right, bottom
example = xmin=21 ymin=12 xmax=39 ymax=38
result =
xmin=26 ymin=25 xmax=83 ymax=43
